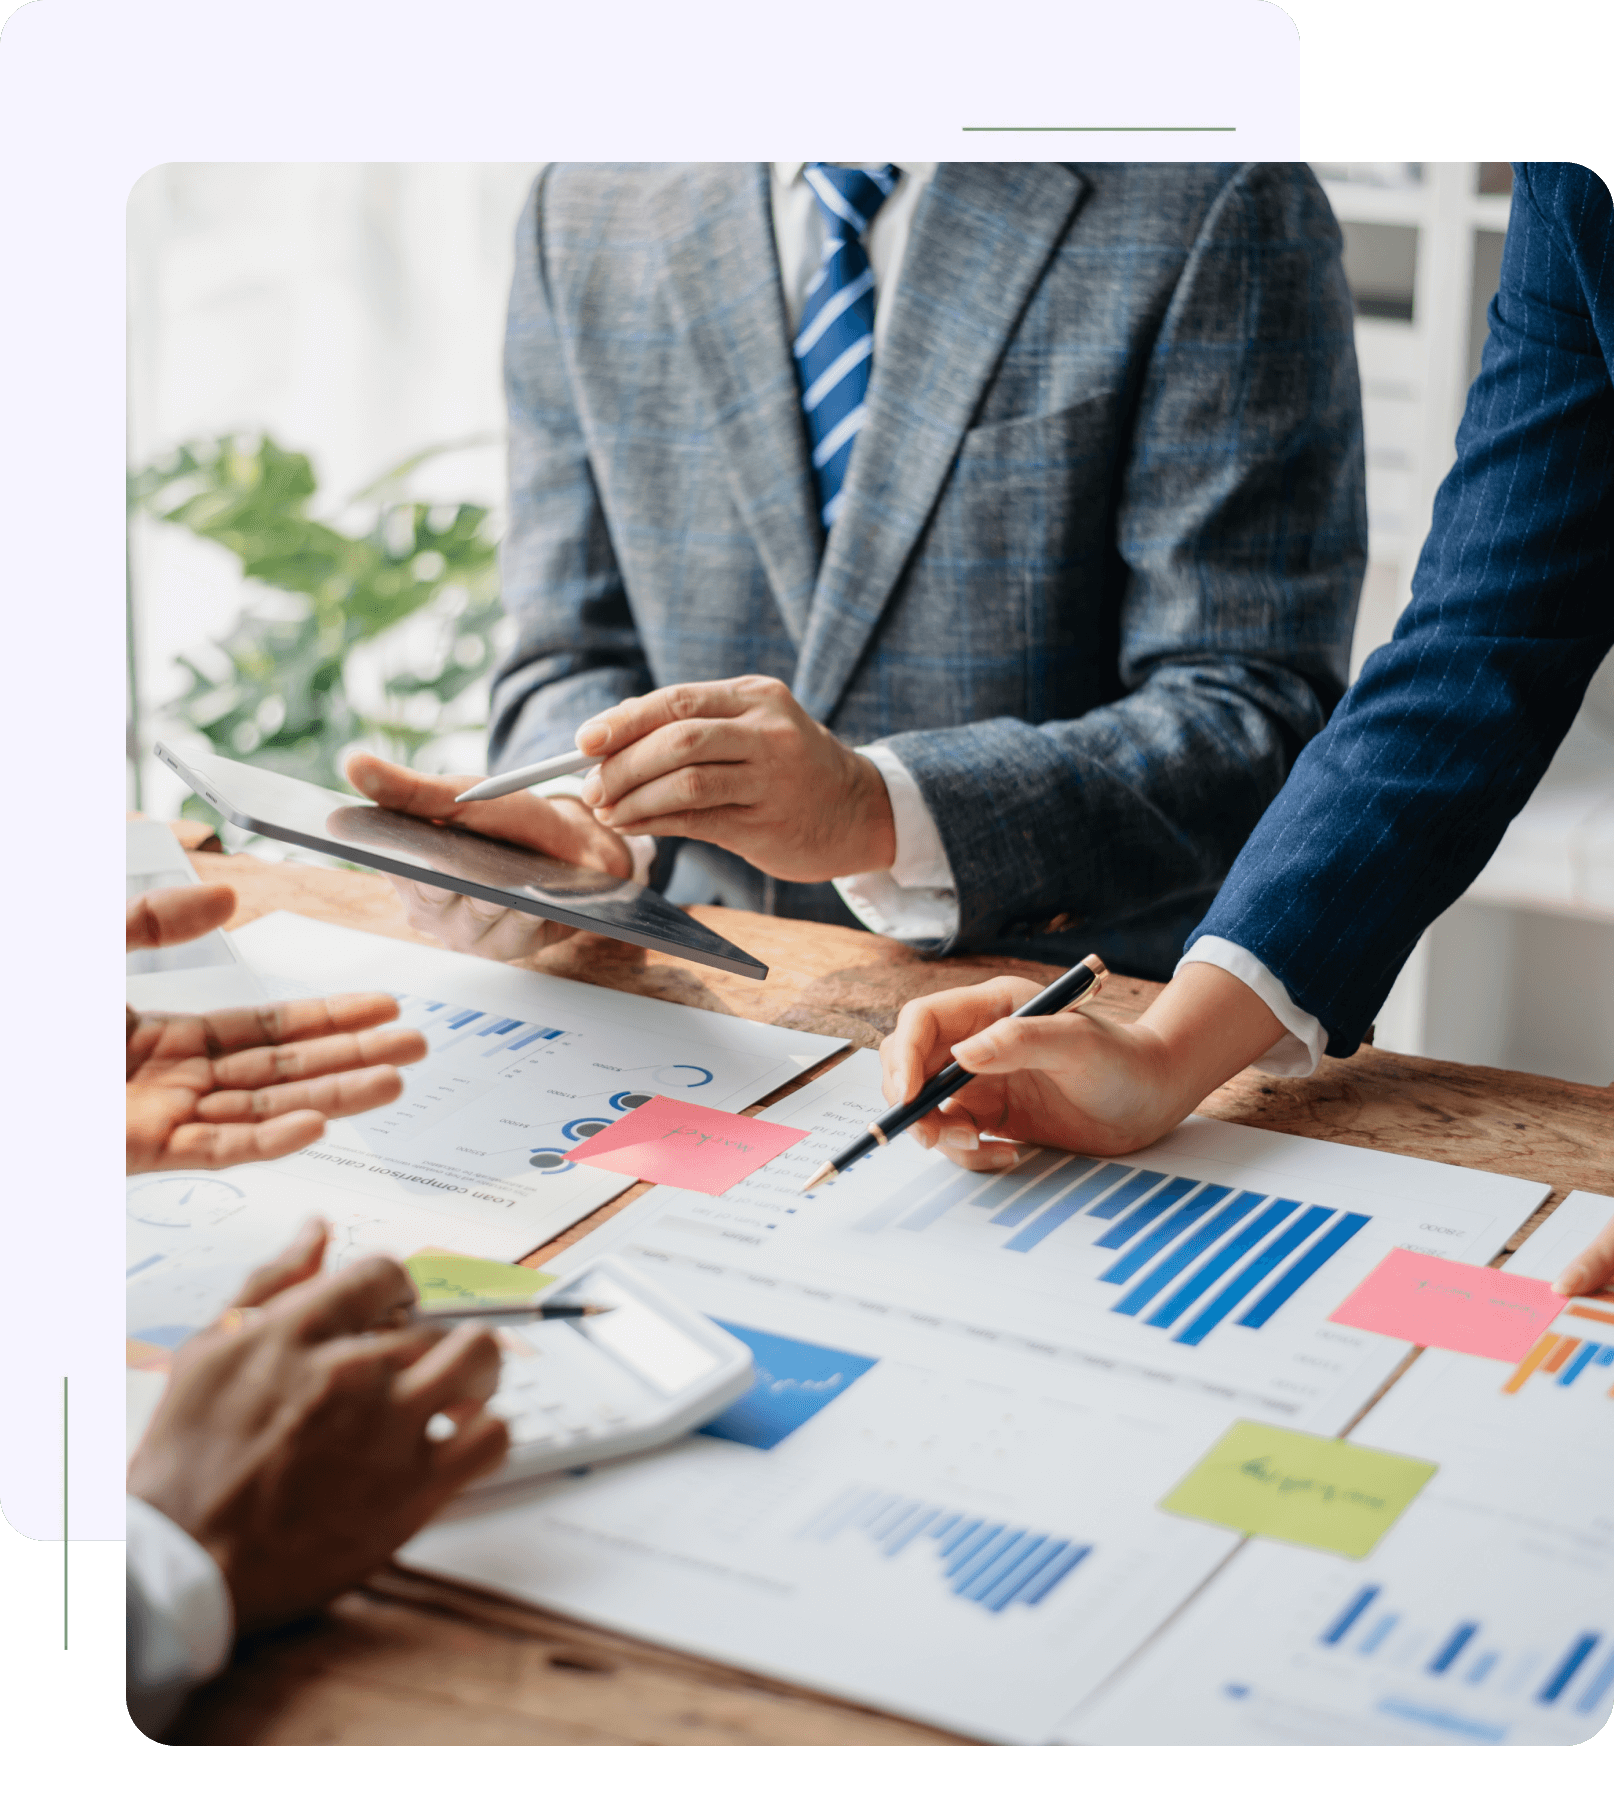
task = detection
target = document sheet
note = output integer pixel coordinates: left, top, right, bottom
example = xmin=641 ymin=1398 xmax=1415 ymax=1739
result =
xmin=401 ymin=1051 xmax=1547 ymax=1743
xmin=126 ymin=913 xmax=844 ymax=1351
xmin=1062 ymin=1191 xmax=1614 ymax=1745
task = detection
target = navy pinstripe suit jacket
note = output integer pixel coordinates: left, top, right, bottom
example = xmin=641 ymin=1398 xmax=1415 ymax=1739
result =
xmin=489 ymin=163 xmax=1366 ymax=979
xmin=1195 ymin=164 xmax=1614 ymax=1050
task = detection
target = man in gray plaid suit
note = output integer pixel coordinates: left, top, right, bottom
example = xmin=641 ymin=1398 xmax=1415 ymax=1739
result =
xmin=352 ymin=162 xmax=1365 ymax=981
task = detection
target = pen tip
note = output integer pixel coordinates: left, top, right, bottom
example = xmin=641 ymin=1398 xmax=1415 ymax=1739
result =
xmin=800 ymin=1161 xmax=836 ymax=1194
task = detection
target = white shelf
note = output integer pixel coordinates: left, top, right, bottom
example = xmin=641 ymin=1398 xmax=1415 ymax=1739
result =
xmin=1321 ymin=179 xmax=1514 ymax=236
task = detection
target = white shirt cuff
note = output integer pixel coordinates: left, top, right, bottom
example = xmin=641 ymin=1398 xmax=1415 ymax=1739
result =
xmin=833 ymin=744 xmax=962 ymax=945
xmin=531 ymin=774 xmax=656 ymax=886
xmin=1176 ymin=935 xmax=1328 ymax=1077
xmin=127 ymin=1495 xmax=234 ymax=1690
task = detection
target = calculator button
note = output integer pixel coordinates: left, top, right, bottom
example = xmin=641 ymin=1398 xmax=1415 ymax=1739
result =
xmin=511 ymin=1416 xmax=560 ymax=1446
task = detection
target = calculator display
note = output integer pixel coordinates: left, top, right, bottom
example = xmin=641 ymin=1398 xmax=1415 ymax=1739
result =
xmin=577 ymin=1274 xmax=722 ymax=1393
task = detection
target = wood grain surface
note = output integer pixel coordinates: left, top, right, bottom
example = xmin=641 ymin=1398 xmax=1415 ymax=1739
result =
xmin=158 ymin=836 xmax=1612 ymax=1745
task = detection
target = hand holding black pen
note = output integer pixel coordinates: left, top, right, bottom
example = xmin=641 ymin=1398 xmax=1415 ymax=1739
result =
xmin=800 ymin=955 xmax=1108 ymax=1191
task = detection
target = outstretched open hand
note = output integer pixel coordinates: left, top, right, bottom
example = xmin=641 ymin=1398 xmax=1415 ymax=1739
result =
xmin=127 ymin=884 xmax=426 ymax=1172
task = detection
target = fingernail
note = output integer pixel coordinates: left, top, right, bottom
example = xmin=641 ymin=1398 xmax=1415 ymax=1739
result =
xmin=985 ymin=1145 xmax=1016 ymax=1168
xmin=951 ymin=1032 xmax=994 ymax=1065
xmin=940 ymin=1125 xmax=978 ymax=1152
xmin=579 ymin=775 xmax=602 ymax=805
xmin=577 ymin=719 xmax=609 ymax=752
xmin=1554 ymin=1270 xmax=1585 ymax=1296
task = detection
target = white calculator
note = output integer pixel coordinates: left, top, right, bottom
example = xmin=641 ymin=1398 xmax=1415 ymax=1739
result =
xmin=472 ymin=1258 xmax=756 ymax=1491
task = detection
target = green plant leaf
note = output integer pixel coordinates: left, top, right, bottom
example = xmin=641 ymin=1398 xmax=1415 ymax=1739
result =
xmin=132 ymin=432 xmax=503 ymax=795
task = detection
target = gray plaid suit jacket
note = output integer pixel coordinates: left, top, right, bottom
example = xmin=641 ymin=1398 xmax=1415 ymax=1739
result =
xmin=489 ymin=162 xmax=1366 ymax=979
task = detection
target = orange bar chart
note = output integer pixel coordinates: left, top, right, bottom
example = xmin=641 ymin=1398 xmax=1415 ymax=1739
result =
xmin=1503 ymin=1333 xmax=1560 ymax=1395
xmin=1503 ymin=1328 xmax=1614 ymax=1398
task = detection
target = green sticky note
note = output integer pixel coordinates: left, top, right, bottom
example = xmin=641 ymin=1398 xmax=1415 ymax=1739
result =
xmin=404 ymin=1247 xmax=556 ymax=1307
xmin=1159 ymin=1419 xmax=1436 ymax=1559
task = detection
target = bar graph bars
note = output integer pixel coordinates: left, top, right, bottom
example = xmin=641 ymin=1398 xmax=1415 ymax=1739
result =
xmin=799 ymin=1485 xmax=1091 ymax=1614
xmin=854 ymin=1151 xmax=1371 ymax=1349
xmin=409 ymin=996 xmax=565 ymax=1054
xmin=1318 ymin=1582 xmax=1614 ymax=1722
xmin=1503 ymin=1313 xmax=1614 ymax=1398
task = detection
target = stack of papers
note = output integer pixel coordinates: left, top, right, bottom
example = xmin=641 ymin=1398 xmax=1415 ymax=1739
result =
xmin=402 ymin=1049 xmax=1562 ymax=1743
xmin=127 ymin=908 xmax=1611 ymax=1744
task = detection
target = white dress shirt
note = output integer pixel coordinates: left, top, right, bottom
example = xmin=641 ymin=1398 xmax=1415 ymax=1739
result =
xmin=541 ymin=161 xmax=1329 ymax=1076
xmin=127 ymin=1494 xmax=233 ymax=1736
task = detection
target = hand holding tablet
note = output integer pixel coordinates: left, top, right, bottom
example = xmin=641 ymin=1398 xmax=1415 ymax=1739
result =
xmin=154 ymin=743 xmax=768 ymax=979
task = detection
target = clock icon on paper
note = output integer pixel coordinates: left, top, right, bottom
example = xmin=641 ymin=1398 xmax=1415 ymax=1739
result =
xmin=127 ymin=1175 xmax=246 ymax=1229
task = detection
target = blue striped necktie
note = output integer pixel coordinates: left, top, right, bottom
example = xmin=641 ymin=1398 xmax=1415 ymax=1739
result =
xmin=794 ymin=163 xmax=900 ymax=530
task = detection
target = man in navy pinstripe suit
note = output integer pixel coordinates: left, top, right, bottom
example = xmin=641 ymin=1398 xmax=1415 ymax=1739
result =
xmin=881 ymin=164 xmax=1614 ymax=1294
xmin=351 ymin=163 xmax=1366 ymax=983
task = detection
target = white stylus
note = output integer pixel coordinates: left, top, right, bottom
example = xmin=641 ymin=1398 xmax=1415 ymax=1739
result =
xmin=454 ymin=749 xmax=598 ymax=803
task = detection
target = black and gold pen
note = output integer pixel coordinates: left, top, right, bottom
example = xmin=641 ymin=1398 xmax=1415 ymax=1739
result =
xmin=798 ymin=954 xmax=1107 ymax=1192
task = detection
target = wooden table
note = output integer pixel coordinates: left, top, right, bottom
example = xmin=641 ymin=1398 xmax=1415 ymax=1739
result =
xmin=160 ymin=832 xmax=1612 ymax=1745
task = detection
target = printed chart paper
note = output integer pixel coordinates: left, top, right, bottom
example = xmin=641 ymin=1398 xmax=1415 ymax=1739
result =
xmin=572 ymin=1095 xmax=807 ymax=1194
xmin=403 ymin=1052 xmax=1546 ymax=1743
xmin=1329 ymin=1248 xmax=1565 ymax=1361
xmin=1158 ymin=1420 xmax=1435 ymax=1558
xmin=1062 ymin=1192 xmax=1614 ymax=1746
xmin=126 ymin=912 xmax=843 ymax=1353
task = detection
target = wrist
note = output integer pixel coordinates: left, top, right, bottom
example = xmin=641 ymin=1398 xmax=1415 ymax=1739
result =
xmin=843 ymin=753 xmax=897 ymax=875
xmin=1136 ymin=964 xmax=1286 ymax=1113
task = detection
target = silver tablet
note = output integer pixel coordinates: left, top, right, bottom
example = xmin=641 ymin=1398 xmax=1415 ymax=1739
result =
xmin=154 ymin=743 xmax=767 ymax=980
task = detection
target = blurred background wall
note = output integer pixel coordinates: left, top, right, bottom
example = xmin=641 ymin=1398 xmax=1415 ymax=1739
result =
xmin=126 ymin=161 xmax=1614 ymax=1084
xmin=127 ymin=163 xmax=541 ymax=808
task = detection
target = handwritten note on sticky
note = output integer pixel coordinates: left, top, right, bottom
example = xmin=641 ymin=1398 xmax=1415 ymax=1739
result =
xmin=1160 ymin=1420 xmax=1435 ymax=1558
xmin=570 ymin=1095 xmax=807 ymax=1195
xmin=405 ymin=1248 xmax=555 ymax=1307
xmin=1329 ymin=1247 xmax=1565 ymax=1361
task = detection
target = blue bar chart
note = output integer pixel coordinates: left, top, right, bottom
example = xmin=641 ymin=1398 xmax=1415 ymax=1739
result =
xmin=1316 ymin=1582 xmax=1614 ymax=1725
xmin=853 ymin=1151 xmax=1371 ymax=1350
xmin=799 ymin=1485 xmax=1091 ymax=1614
xmin=408 ymin=996 xmax=565 ymax=1054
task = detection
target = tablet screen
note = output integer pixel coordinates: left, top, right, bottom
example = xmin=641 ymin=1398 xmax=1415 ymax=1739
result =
xmin=154 ymin=743 xmax=767 ymax=979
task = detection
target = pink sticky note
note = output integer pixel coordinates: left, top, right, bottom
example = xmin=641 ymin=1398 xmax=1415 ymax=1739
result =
xmin=1329 ymin=1247 xmax=1566 ymax=1360
xmin=569 ymin=1095 xmax=807 ymax=1195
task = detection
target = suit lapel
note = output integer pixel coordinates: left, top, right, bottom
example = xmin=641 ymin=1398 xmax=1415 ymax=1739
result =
xmin=791 ymin=162 xmax=1091 ymax=721
xmin=657 ymin=164 xmax=822 ymax=648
